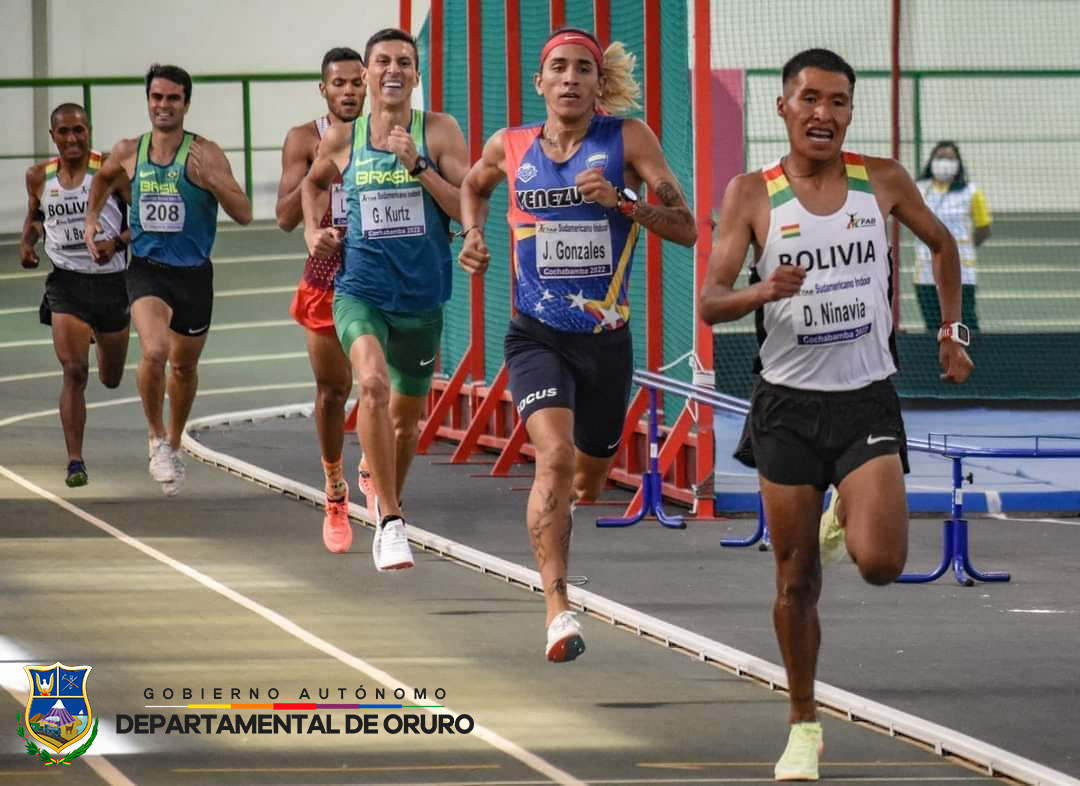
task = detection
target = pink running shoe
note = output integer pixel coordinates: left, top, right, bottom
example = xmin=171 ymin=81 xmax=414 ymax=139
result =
xmin=322 ymin=494 xmax=353 ymax=554
xmin=357 ymin=454 xmax=373 ymax=498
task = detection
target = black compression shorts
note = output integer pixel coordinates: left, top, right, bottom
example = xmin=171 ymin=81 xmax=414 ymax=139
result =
xmin=504 ymin=313 xmax=633 ymax=458
xmin=126 ymin=255 xmax=213 ymax=336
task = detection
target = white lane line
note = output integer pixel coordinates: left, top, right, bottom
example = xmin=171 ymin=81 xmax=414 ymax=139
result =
xmin=0 ymin=305 xmax=40 ymax=316
xmin=203 ymin=319 xmax=295 ymax=332
xmin=215 ymin=285 xmax=295 ymax=298
xmin=0 ymin=222 xmax=283 ymax=248
xmin=989 ymin=512 xmax=1080 ymax=527
xmin=0 ymin=286 xmax=297 ymax=316
xmin=0 ymin=467 xmax=587 ymax=786
xmin=0 ymin=320 xmax=296 ymax=349
xmin=0 ymin=382 xmax=314 ymax=429
xmin=0 ymin=637 xmax=138 ymax=785
xmin=0 ymin=351 xmax=308 ymax=385
xmin=213 ymin=254 xmax=299 ymax=267
xmin=0 ymin=253 xmax=299 ymax=281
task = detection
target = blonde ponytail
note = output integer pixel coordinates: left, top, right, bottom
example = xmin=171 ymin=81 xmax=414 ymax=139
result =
xmin=598 ymin=41 xmax=642 ymax=116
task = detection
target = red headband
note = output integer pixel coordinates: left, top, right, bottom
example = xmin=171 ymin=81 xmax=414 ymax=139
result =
xmin=540 ymin=32 xmax=604 ymax=74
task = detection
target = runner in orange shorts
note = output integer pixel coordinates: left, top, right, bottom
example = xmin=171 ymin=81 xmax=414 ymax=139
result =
xmin=275 ymin=47 xmax=366 ymax=553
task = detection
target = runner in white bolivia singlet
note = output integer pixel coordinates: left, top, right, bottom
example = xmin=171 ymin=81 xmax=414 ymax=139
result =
xmin=19 ymin=103 xmax=131 ymax=488
xmin=698 ymin=49 xmax=972 ymax=783
xmin=753 ymin=151 xmax=896 ymax=390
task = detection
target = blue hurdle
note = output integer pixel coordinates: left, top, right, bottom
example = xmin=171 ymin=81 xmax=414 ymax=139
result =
xmin=598 ymin=371 xmax=1080 ymax=587
xmin=900 ymin=434 xmax=1080 ymax=586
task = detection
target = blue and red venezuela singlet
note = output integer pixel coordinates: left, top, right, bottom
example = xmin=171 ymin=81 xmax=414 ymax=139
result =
xmin=505 ymin=115 xmax=640 ymax=333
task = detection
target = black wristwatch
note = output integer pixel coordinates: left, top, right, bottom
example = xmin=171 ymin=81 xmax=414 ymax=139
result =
xmin=409 ymin=155 xmax=431 ymax=177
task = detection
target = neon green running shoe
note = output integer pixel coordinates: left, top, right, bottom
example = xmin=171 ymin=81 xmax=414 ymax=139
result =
xmin=775 ymin=721 xmax=823 ymax=781
xmin=818 ymin=488 xmax=847 ymax=567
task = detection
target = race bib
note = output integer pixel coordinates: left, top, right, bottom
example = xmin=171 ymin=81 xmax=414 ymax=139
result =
xmin=53 ymin=218 xmax=86 ymax=251
xmin=360 ymin=187 xmax=425 ymax=239
xmin=535 ymin=219 xmax=613 ymax=279
xmin=791 ymin=274 xmax=878 ymax=346
xmin=330 ymin=183 xmax=347 ymax=228
xmin=139 ymin=195 xmax=185 ymax=232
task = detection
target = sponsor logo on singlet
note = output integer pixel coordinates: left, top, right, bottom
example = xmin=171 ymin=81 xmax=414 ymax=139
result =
xmin=846 ymin=212 xmax=876 ymax=229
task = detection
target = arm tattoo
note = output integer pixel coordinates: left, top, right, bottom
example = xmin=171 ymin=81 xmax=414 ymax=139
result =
xmin=655 ymin=180 xmax=683 ymax=207
xmin=633 ymin=179 xmax=696 ymax=240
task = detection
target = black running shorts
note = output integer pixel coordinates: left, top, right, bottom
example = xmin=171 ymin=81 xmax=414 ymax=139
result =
xmin=504 ymin=313 xmax=633 ymax=459
xmin=735 ymin=376 xmax=909 ymax=491
xmin=40 ymin=266 xmax=130 ymax=334
xmin=126 ymin=255 xmax=214 ymax=337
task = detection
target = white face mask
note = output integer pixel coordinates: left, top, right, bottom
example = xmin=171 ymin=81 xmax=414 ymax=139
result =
xmin=931 ymin=158 xmax=959 ymax=181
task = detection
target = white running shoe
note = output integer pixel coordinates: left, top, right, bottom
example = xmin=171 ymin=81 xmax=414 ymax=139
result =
xmin=374 ymin=516 xmax=414 ymax=572
xmin=162 ymin=450 xmax=185 ymax=497
xmin=545 ymin=610 xmax=586 ymax=663
xmin=370 ymin=495 xmax=384 ymax=564
xmin=148 ymin=437 xmax=175 ymax=483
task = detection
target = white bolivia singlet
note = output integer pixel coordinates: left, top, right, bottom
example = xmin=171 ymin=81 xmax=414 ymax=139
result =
xmin=41 ymin=152 xmax=126 ymax=274
xmin=752 ymin=152 xmax=896 ymax=391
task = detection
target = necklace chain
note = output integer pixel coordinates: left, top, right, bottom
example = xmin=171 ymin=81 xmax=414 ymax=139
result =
xmin=541 ymin=123 xmax=586 ymax=147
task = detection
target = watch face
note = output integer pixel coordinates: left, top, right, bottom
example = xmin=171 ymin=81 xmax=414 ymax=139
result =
xmin=941 ymin=323 xmax=970 ymax=346
xmin=621 ymin=187 xmax=638 ymax=202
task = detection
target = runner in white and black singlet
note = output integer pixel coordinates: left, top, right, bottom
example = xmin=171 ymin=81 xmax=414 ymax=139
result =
xmin=698 ymin=49 xmax=973 ymax=781
xmin=19 ymin=103 xmax=130 ymax=488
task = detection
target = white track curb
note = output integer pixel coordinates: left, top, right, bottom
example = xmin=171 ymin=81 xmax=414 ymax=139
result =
xmin=184 ymin=403 xmax=1078 ymax=786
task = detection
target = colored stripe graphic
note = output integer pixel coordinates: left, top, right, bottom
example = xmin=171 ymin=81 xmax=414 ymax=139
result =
xmin=780 ymin=223 xmax=800 ymax=238
xmin=843 ymin=151 xmax=873 ymax=193
xmin=763 ymin=162 xmax=794 ymax=208
xmin=152 ymin=703 xmax=444 ymax=710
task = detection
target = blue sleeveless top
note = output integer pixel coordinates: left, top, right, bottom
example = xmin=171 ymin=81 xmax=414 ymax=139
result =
xmin=504 ymin=115 xmax=639 ymax=333
xmin=337 ymin=110 xmax=452 ymax=313
xmin=130 ymin=132 xmax=218 ymax=267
